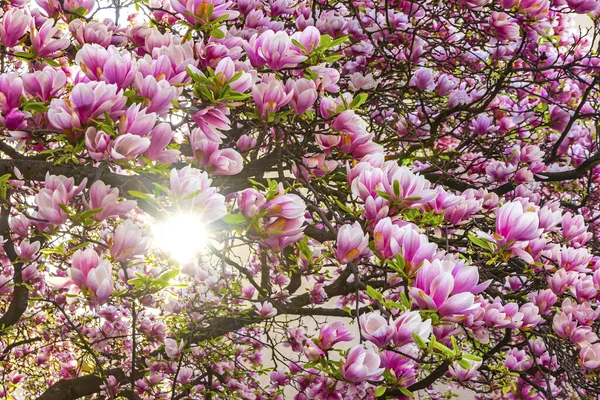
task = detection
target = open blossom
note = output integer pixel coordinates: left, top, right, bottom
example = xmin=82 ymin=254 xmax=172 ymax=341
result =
xmin=580 ymin=343 xmax=600 ymax=370
xmin=76 ymin=44 xmax=137 ymax=89
xmin=31 ymin=19 xmax=70 ymax=58
xmin=252 ymin=80 xmax=293 ymax=120
xmin=48 ymin=82 xmax=127 ymax=139
xmin=245 ymin=30 xmax=306 ymax=70
xmin=317 ymin=321 xmax=354 ymax=350
xmin=69 ymin=20 xmax=113 ymax=47
xmin=450 ymin=358 xmax=482 ymax=381
xmin=22 ymin=67 xmax=67 ymax=102
xmin=340 ymin=345 xmax=384 ymax=382
xmin=35 ymin=174 xmax=87 ymax=226
xmin=70 ymin=248 xmax=114 ymax=304
xmin=169 ymin=166 xmax=227 ymax=221
xmin=0 ymin=8 xmax=32 ymax=48
xmin=255 ymin=301 xmax=277 ymax=318
xmin=109 ymin=134 xmax=151 ymax=161
xmin=383 ymin=164 xmax=438 ymax=206
xmin=410 ymin=259 xmax=486 ymax=318
xmin=359 ymin=313 xmax=394 ymax=348
xmin=170 ymin=0 xmax=240 ymax=26
xmin=261 ymin=194 xmax=306 ymax=252
xmin=335 ymin=222 xmax=369 ymax=264
xmin=83 ymin=181 xmax=136 ymax=221
xmin=239 ymin=189 xmax=266 ymax=218
xmin=109 ymin=220 xmax=150 ymax=261
xmin=392 ymin=310 xmax=432 ymax=346
xmin=483 ymin=201 xmax=543 ymax=262
xmin=164 ymin=338 xmax=183 ymax=359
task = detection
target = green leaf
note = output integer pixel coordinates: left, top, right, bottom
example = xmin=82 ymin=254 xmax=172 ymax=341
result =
xmin=128 ymin=190 xmax=153 ymax=200
xmin=222 ymin=214 xmax=247 ymax=225
xmin=157 ymin=268 xmax=180 ymax=283
xmin=433 ymin=341 xmax=454 ymax=357
xmin=457 ymin=359 xmax=472 ymax=370
xmin=468 ymin=233 xmax=492 ymax=250
xmin=399 ymin=387 xmax=414 ymax=398
xmin=374 ymin=387 xmax=386 ymax=397
xmin=78 ymin=208 xmax=103 ymax=220
xmin=349 ymin=93 xmax=368 ymax=109
xmin=462 ymin=354 xmax=482 ymax=362
xmin=210 ymin=28 xmax=225 ymax=39
xmin=365 ymin=285 xmax=383 ymax=302
xmin=412 ymin=332 xmax=427 ymax=348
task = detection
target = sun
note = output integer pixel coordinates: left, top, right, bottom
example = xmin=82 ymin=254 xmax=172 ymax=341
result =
xmin=152 ymin=214 xmax=208 ymax=264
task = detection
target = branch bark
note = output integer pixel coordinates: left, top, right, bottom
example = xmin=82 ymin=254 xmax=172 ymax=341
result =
xmin=36 ymin=368 xmax=127 ymax=400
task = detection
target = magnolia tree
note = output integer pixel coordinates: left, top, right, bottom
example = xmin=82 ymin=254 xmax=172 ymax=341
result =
xmin=1 ymin=0 xmax=600 ymax=398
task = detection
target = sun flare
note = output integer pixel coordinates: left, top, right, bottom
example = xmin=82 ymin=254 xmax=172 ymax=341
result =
xmin=153 ymin=214 xmax=208 ymax=264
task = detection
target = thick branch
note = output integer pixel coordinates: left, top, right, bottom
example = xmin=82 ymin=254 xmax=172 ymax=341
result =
xmin=36 ymin=368 xmax=127 ymax=400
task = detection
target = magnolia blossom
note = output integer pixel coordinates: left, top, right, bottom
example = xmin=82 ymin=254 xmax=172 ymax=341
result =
xmin=71 ymin=248 xmax=114 ymax=304
xmin=359 ymin=313 xmax=393 ymax=348
xmin=340 ymin=345 xmax=384 ymax=382
xmin=335 ymin=222 xmax=369 ymax=264
xmin=83 ymin=181 xmax=136 ymax=221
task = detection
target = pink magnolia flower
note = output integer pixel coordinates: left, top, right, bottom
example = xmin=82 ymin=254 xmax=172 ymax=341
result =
xmin=261 ymin=194 xmax=306 ymax=252
xmin=332 ymin=110 xmax=372 ymax=154
xmin=566 ymin=0 xmax=599 ymax=13
xmin=252 ymin=80 xmax=293 ymax=120
xmin=359 ymin=313 xmax=393 ymax=348
xmin=9 ymin=215 xmax=31 ymax=238
xmin=409 ymin=259 xmax=484 ymax=318
xmin=109 ymin=220 xmax=150 ymax=261
xmin=580 ymin=343 xmax=600 ymax=370
xmin=519 ymin=0 xmax=550 ymax=19
xmin=119 ymin=104 xmax=157 ymax=137
xmin=22 ymin=67 xmax=67 ymax=102
xmin=340 ymin=345 xmax=384 ymax=382
xmin=392 ymin=310 xmax=432 ymax=346
xmin=304 ymin=341 xmax=325 ymax=361
xmin=449 ymin=358 xmax=482 ymax=381
xmin=489 ymin=11 xmax=520 ymax=41
xmin=83 ymin=181 xmax=136 ymax=221
xmin=286 ymin=78 xmax=318 ymax=115
xmin=35 ymin=174 xmax=87 ymax=226
xmin=31 ymin=19 xmax=70 ymax=58
xmin=70 ymin=248 xmax=113 ymax=304
xmin=143 ymin=123 xmax=179 ymax=163
xmin=168 ymin=166 xmax=227 ymax=221
xmin=164 ymin=338 xmax=183 ymax=359
xmin=409 ymin=67 xmax=435 ymax=91
xmin=383 ymin=164 xmax=438 ymax=205
xmin=255 ymin=301 xmax=277 ymax=318
xmin=246 ymin=30 xmax=307 ymax=70
xmin=85 ymin=128 xmax=112 ymax=160
xmin=379 ymin=351 xmax=417 ymax=387
xmin=489 ymin=201 xmax=542 ymax=261
xmin=317 ymin=321 xmax=354 ymax=350
xmin=239 ymin=189 xmax=266 ymax=218
xmin=16 ymin=240 xmax=40 ymax=262
xmin=48 ymin=82 xmax=127 ymax=138
xmin=170 ymin=0 xmax=239 ymax=26
xmin=109 ymin=134 xmax=151 ymax=161
xmin=290 ymin=26 xmax=321 ymax=54
xmin=0 ymin=73 xmax=24 ymax=115
xmin=69 ymin=20 xmax=113 ymax=48
xmin=562 ymin=213 xmax=592 ymax=247
xmin=136 ymin=75 xmax=178 ymax=116
xmin=335 ymin=222 xmax=369 ymax=264
xmin=63 ymin=0 xmax=95 ymax=13
xmin=0 ymin=8 xmax=32 ymax=48
xmin=191 ymin=107 xmax=231 ymax=144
